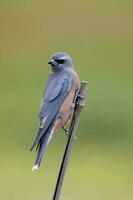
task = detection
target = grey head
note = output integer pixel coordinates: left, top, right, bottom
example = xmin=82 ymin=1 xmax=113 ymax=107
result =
xmin=48 ymin=52 xmax=73 ymax=71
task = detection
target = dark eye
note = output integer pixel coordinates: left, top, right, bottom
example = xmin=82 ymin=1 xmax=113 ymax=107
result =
xmin=55 ymin=59 xmax=65 ymax=64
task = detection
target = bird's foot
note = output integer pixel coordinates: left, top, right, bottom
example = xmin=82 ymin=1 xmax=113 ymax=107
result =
xmin=71 ymin=91 xmax=84 ymax=108
xmin=62 ymin=127 xmax=77 ymax=140
xmin=77 ymin=94 xmax=84 ymax=99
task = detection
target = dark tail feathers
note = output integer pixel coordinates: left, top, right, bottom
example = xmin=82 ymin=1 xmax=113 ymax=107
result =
xmin=32 ymin=125 xmax=53 ymax=171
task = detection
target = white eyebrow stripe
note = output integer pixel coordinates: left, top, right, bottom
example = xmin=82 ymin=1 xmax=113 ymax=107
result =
xmin=59 ymin=56 xmax=67 ymax=60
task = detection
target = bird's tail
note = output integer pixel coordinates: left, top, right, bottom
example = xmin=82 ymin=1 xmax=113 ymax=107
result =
xmin=32 ymin=125 xmax=55 ymax=171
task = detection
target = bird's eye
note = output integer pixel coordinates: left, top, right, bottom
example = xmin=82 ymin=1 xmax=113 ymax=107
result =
xmin=55 ymin=59 xmax=65 ymax=64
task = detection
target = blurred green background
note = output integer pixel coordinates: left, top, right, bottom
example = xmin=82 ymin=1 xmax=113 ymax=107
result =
xmin=0 ymin=0 xmax=133 ymax=199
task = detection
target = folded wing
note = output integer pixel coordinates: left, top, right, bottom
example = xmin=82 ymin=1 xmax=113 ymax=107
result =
xmin=30 ymin=73 xmax=72 ymax=151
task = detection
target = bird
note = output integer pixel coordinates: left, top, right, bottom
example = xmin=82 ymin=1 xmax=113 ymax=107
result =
xmin=30 ymin=52 xmax=80 ymax=171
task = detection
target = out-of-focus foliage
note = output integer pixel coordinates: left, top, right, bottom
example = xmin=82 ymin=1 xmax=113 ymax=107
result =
xmin=0 ymin=1 xmax=133 ymax=199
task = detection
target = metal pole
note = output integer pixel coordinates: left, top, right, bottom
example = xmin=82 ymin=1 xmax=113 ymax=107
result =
xmin=51 ymin=81 xmax=88 ymax=200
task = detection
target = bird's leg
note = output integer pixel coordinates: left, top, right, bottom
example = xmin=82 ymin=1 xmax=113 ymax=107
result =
xmin=71 ymin=89 xmax=79 ymax=108
xmin=62 ymin=126 xmax=77 ymax=140
xmin=62 ymin=126 xmax=69 ymax=135
xmin=71 ymin=90 xmax=84 ymax=108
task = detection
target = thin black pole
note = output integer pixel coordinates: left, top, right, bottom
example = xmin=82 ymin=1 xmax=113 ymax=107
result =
xmin=51 ymin=81 xmax=88 ymax=200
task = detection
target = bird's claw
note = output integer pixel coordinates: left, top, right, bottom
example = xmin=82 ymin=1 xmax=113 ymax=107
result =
xmin=62 ymin=127 xmax=77 ymax=140
xmin=77 ymin=94 xmax=84 ymax=99
xmin=65 ymin=132 xmax=77 ymax=140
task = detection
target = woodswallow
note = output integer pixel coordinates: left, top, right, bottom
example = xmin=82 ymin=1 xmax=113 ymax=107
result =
xmin=30 ymin=52 xmax=80 ymax=171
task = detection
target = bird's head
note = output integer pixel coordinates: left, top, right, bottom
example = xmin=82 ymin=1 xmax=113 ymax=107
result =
xmin=48 ymin=52 xmax=73 ymax=71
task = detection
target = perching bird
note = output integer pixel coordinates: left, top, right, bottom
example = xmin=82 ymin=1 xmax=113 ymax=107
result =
xmin=30 ymin=52 xmax=80 ymax=171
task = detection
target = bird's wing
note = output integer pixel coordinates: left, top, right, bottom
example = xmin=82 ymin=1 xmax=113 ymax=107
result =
xmin=30 ymin=73 xmax=72 ymax=150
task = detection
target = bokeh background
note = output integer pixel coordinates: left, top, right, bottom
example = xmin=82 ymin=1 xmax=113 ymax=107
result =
xmin=0 ymin=0 xmax=133 ymax=199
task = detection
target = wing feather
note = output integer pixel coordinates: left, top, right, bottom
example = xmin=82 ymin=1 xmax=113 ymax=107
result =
xmin=30 ymin=73 xmax=72 ymax=150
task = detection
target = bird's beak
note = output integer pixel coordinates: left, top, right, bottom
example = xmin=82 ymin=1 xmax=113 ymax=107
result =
xmin=48 ymin=59 xmax=57 ymax=66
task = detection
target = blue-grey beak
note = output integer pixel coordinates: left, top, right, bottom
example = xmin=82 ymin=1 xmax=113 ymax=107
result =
xmin=48 ymin=59 xmax=57 ymax=66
